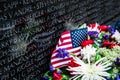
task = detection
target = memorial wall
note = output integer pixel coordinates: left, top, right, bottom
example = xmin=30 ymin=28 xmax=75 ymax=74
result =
xmin=0 ymin=0 xmax=120 ymax=80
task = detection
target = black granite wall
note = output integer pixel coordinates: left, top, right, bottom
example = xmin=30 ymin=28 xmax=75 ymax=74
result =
xmin=0 ymin=0 xmax=120 ymax=80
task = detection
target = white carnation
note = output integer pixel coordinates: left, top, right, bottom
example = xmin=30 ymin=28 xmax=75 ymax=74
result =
xmin=81 ymin=45 xmax=97 ymax=63
xmin=112 ymin=30 xmax=120 ymax=43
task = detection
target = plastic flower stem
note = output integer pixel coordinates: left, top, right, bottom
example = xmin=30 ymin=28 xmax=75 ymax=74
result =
xmin=62 ymin=74 xmax=69 ymax=80
xmin=44 ymin=71 xmax=52 ymax=80
xmin=95 ymin=53 xmax=100 ymax=61
xmin=99 ymin=32 xmax=104 ymax=39
xmin=70 ymin=53 xmax=77 ymax=57
xmin=94 ymin=41 xmax=100 ymax=48
xmin=45 ymin=71 xmax=50 ymax=76
xmin=49 ymin=76 xmax=52 ymax=80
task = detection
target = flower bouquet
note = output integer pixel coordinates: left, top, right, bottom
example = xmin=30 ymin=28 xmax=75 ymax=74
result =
xmin=43 ymin=23 xmax=120 ymax=80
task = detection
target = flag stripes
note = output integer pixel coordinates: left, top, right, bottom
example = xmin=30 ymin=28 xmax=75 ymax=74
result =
xmin=51 ymin=28 xmax=87 ymax=68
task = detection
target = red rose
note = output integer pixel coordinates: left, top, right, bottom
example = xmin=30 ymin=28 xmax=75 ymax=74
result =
xmin=97 ymin=25 xmax=108 ymax=32
xmin=68 ymin=58 xmax=80 ymax=67
xmin=53 ymin=71 xmax=62 ymax=80
xmin=81 ymin=40 xmax=94 ymax=47
xmin=89 ymin=23 xmax=97 ymax=28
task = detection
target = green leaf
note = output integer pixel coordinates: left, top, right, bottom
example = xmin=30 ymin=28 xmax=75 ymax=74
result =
xmin=62 ymin=74 xmax=70 ymax=80
xmin=95 ymin=53 xmax=101 ymax=61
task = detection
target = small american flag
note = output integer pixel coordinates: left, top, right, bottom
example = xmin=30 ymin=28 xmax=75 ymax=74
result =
xmin=51 ymin=28 xmax=88 ymax=68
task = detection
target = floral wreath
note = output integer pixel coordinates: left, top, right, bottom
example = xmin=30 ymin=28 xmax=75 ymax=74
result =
xmin=43 ymin=23 xmax=120 ymax=80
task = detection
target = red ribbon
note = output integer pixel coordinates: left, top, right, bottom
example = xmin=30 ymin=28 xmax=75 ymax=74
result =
xmin=68 ymin=58 xmax=80 ymax=67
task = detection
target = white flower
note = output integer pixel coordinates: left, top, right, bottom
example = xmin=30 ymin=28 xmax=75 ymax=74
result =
xmin=68 ymin=57 xmax=112 ymax=80
xmin=81 ymin=45 xmax=97 ymax=63
xmin=87 ymin=23 xmax=100 ymax=32
xmin=112 ymin=30 xmax=120 ymax=43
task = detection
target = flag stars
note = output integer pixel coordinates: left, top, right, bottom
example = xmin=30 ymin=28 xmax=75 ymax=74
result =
xmin=71 ymin=28 xmax=87 ymax=48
